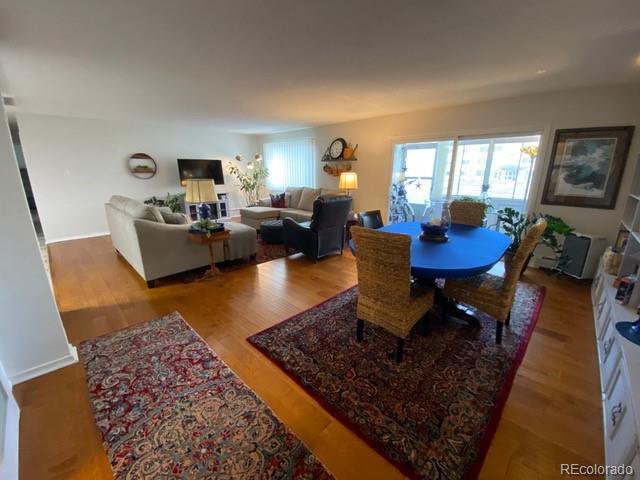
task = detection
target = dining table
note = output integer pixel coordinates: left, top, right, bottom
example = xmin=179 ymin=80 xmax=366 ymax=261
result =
xmin=376 ymin=222 xmax=511 ymax=279
xmin=350 ymin=221 xmax=512 ymax=324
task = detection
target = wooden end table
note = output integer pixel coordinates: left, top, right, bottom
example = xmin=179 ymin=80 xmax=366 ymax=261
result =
xmin=188 ymin=230 xmax=230 ymax=282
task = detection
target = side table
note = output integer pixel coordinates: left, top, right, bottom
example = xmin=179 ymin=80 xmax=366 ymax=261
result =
xmin=188 ymin=230 xmax=230 ymax=282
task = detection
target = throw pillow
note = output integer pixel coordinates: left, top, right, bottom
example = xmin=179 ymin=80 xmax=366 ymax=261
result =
xmin=298 ymin=187 xmax=321 ymax=211
xmin=149 ymin=206 xmax=166 ymax=223
xmin=285 ymin=187 xmax=304 ymax=209
xmin=160 ymin=210 xmax=189 ymax=224
xmin=270 ymin=193 xmax=286 ymax=208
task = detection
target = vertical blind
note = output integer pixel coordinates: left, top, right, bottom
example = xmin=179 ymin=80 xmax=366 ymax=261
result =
xmin=263 ymin=138 xmax=316 ymax=191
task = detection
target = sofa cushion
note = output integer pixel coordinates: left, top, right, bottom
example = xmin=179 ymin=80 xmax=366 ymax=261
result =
xmin=240 ymin=206 xmax=281 ymax=219
xmin=280 ymin=208 xmax=313 ymax=223
xmin=320 ymin=188 xmax=342 ymax=198
xmin=298 ymin=187 xmax=321 ymax=211
xmin=148 ymin=206 xmax=166 ymax=223
xmin=285 ymin=187 xmax=304 ymax=209
xmin=160 ymin=210 xmax=190 ymax=224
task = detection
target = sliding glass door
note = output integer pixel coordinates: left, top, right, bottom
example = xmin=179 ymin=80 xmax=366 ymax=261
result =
xmin=390 ymin=133 xmax=540 ymax=222
xmin=449 ymin=134 xmax=540 ymax=212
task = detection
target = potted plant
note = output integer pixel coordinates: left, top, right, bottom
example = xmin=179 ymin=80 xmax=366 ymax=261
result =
xmin=227 ymin=154 xmax=269 ymax=206
xmin=144 ymin=193 xmax=186 ymax=213
xmin=455 ymin=194 xmax=493 ymax=223
xmin=497 ymin=207 xmax=574 ymax=274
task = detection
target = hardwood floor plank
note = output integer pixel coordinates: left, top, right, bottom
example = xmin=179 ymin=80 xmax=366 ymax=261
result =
xmin=14 ymin=235 xmax=603 ymax=479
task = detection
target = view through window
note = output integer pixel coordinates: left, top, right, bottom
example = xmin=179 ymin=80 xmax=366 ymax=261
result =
xmin=391 ymin=133 xmax=541 ymax=221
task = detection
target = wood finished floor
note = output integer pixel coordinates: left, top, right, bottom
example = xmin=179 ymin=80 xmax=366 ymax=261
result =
xmin=14 ymin=235 xmax=603 ymax=479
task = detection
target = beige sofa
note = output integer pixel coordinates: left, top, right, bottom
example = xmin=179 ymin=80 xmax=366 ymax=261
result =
xmin=105 ymin=195 xmax=257 ymax=286
xmin=240 ymin=187 xmax=343 ymax=229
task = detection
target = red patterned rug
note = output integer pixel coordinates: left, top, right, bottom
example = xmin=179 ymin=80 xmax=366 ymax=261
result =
xmin=248 ymin=283 xmax=545 ymax=480
xmin=79 ymin=312 xmax=332 ymax=479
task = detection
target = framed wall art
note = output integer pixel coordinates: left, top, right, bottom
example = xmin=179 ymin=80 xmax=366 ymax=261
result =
xmin=541 ymin=126 xmax=634 ymax=209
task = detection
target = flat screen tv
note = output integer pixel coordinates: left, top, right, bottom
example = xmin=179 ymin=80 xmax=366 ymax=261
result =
xmin=177 ymin=159 xmax=224 ymax=186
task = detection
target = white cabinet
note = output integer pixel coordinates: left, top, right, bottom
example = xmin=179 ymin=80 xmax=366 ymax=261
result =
xmin=592 ymin=262 xmax=640 ymax=478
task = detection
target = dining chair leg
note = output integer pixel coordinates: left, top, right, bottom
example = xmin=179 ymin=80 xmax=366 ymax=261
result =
xmin=505 ymin=310 xmax=511 ymax=326
xmin=356 ymin=319 xmax=364 ymax=341
xmin=419 ymin=316 xmax=429 ymax=337
xmin=496 ymin=320 xmax=504 ymax=345
xmin=396 ymin=338 xmax=405 ymax=363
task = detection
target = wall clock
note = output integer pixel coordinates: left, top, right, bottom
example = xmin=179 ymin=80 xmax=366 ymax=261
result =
xmin=329 ymin=138 xmax=347 ymax=159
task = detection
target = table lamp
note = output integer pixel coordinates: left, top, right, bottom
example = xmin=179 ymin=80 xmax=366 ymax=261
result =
xmin=185 ymin=179 xmax=218 ymax=221
xmin=339 ymin=171 xmax=358 ymax=196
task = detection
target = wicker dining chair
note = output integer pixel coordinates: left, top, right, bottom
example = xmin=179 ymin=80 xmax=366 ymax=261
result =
xmin=443 ymin=218 xmax=547 ymax=344
xmin=351 ymin=226 xmax=434 ymax=362
xmin=358 ymin=210 xmax=384 ymax=229
xmin=449 ymin=200 xmax=486 ymax=227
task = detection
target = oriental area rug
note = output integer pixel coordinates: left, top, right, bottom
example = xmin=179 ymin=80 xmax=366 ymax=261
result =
xmin=248 ymin=283 xmax=545 ymax=480
xmin=79 ymin=312 xmax=331 ymax=479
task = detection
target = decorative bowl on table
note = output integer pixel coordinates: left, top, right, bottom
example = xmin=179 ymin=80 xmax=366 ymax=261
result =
xmin=189 ymin=221 xmax=225 ymax=235
xmin=419 ymin=200 xmax=451 ymax=243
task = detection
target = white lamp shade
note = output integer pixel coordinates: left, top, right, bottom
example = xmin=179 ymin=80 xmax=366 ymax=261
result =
xmin=185 ymin=179 xmax=218 ymax=203
xmin=339 ymin=172 xmax=358 ymax=190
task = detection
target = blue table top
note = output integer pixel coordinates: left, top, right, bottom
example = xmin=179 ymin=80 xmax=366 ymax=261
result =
xmin=352 ymin=222 xmax=511 ymax=279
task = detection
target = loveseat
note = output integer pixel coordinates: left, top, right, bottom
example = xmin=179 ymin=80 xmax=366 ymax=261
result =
xmin=105 ymin=195 xmax=257 ymax=287
xmin=239 ymin=186 xmax=345 ymax=229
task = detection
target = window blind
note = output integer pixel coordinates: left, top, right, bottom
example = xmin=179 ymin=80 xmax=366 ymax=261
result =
xmin=263 ymin=138 xmax=316 ymax=191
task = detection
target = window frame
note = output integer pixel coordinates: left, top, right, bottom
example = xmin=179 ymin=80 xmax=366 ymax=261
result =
xmin=401 ymin=142 xmax=439 ymax=204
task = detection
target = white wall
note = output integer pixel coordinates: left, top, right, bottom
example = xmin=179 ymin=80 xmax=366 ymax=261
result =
xmin=0 ymin=102 xmax=77 ymax=385
xmin=17 ymin=114 xmax=258 ymax=242
xmin=259 ymin=83 xmax=640 ymax=243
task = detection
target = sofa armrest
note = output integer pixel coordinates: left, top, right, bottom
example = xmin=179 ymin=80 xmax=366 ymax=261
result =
xmin=258 ymin=197 xmax=271 ymax=207
xmin=132 ymin=219 xmax=210 ymax=279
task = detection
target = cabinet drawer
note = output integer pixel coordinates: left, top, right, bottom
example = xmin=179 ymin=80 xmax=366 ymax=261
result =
xmin=624 ymin=450 xmax=640 ymax=478
xmin=597 ymin=301 xmax=613 ymax=340
xmin=599 ymin=317 xmax=618 ymax=362
xmin=602 ymin=340 xmax=622 ymax=397
xmin=605 ymin=369 xmax=636 ymax=466
xmin=593 ymin=272 xmax=605 ymax=305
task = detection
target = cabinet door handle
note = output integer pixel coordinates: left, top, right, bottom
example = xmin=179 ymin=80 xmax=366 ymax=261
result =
xmin=611 ymin=402 xmax=624 ymax=426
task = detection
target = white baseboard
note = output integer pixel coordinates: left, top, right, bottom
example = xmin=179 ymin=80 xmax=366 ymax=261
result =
xmin=9 ymin=345 xmax=78 ymax=384
xmin=46 ymin=231 xmax=109 ymax=245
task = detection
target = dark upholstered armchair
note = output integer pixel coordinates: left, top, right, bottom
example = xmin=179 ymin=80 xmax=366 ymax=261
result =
xmin=283 ymin=196 xmax=353 ymax=261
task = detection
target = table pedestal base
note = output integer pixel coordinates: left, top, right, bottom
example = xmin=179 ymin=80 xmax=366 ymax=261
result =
xmin=198 ymin=243 xmax=223 ymax=284
xmin=445 ymin=299 xmax=481 ymax=328
xmin=420 ymin=279 xmax=482 ymax=328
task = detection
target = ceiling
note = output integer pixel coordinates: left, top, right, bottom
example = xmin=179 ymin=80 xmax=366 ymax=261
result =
xmin=1 ymin=0 xmax=639 ymax=134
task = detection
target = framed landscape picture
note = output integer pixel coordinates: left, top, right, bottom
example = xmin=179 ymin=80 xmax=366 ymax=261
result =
xmin=541 ymin=126 xmax=634 ymax=209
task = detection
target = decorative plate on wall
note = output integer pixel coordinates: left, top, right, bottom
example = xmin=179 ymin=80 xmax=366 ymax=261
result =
xmin=128 ymin=153 xmax=157 ymax=179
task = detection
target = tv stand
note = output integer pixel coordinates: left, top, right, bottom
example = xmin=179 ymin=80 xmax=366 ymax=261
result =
xmin=185 ymin=193 xmax=228 ymax=221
